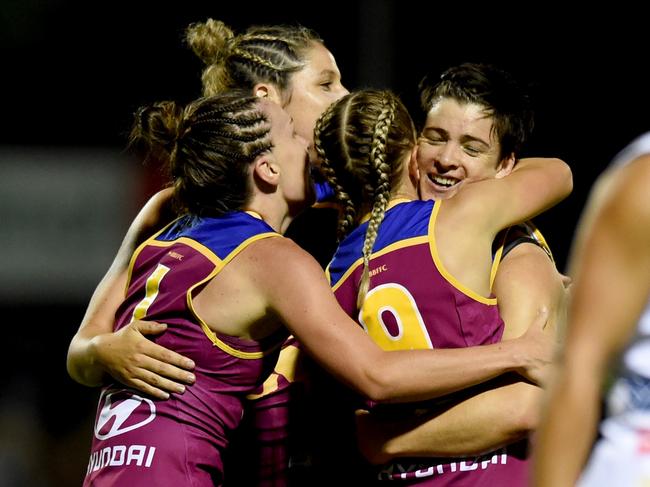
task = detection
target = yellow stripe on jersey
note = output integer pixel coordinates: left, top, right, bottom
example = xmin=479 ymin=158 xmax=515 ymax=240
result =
xmin=531 ymin=225 xmax=554 ymax=262
xmin=428 ymin=200 xmax=497 ymax=306
xmin=490 ymin=228 xmax=508 ymax=291
xmin=146 ymin=236 xmax=224 ymax=266
xmin=358 ymin=197 xmax=414 ymax=224
xmin=124 ymin=218 xmax=186 ymax=296
xmin=186 ymin=232 xmax=283 ymax=359
xmin=330 ymin=235 xmax=430 ymax=292
xmin=247 ymin=373 xmax=280 ymax=400
xmin=490 ymin=244 xmax=504 ymax=291
xmin=125 ymin=215 xmax=284 ymax=360
xmin=246 ymin=342 xmax=303 ymax=400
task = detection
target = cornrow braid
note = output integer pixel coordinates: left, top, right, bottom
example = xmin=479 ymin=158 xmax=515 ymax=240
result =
xmin=186 ymin=19 xmax=322 ymax=96
xmin=130 ymin=92 xmax=273 ymax=217
xmin=193 ymin=95 xmax=260 ymax=117
xmin=194 ymin=115 xmax=265 ymax=128
xmin=237 ymin=33 xmax=299 ymax=47
xmin=230 ymin=48 xmax=291 ymax=73
xmin=200 ymin=129 xmax=268 ymax=143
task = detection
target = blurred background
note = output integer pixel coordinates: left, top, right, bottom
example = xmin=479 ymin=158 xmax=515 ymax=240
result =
xmin=1 ymin=1 xmax=647 ymax=485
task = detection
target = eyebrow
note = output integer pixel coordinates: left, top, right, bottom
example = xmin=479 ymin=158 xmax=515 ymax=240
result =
xmin=318 ymin=69 xmax=338 ymax=78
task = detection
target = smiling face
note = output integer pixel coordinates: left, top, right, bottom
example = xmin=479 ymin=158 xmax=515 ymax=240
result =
xmin=282 ymin=42 xmax=349 ymax=156
xmin=417 ymin=97 xmax=513 ymax=201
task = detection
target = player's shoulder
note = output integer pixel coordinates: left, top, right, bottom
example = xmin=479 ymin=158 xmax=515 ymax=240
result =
xmin=251 ymin=236 xmax=323 ymax=273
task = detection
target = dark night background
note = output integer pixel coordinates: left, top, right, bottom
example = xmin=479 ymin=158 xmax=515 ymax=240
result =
xmin=1 ymin=1 xmax=647 ymax=485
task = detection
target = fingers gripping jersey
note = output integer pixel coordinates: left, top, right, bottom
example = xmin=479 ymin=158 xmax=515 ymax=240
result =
xmin=84 ymin=212 xmax=287 ymax=487
xmin=328 ymin=199 xmax=526 ymax=485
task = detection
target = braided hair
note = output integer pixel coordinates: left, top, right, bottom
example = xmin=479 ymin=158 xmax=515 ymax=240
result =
xmin=186 ymin=19 xmax=323 ymax=100
xmin=314 ymin=89 xmax=416 ymax=308
xmin=129 ymin=91 xmax=272 ymax=216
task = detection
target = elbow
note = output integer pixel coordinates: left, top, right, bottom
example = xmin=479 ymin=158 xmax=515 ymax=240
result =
xmin=66 ymin=354 xmax=95 ymax=387
xmin=358 ymin=369 xmax=396 ymax=404
xmin=66 ymin=339 xmax=83 ymax=383
xmin=66 ymin=356 xmax=80 ymax=383
xmin=367 ymin=374 xmax=403 ymax=403
xmin=563 ymin=164 xmax=574 ymax=198
xmin=66 ymin=336 xmax=104 ymax=387
xmin=66 ymin=353 xmax=92 ymax=387
xmin=361 ymin=358 xmax=430 ymax=403
xmin=351 ymin=351 xmax=414 ymax=403
xmin=553 ymin=158 xmax=574 ymax=199
xmin=362 ymin=382 xmax=391 ymax=404
xmin=512 ymin=405 xmax=538 ymax=436
xmin=507 ymin=385 xmax=543 ymax=436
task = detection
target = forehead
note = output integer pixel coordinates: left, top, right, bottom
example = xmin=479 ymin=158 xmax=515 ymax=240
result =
xmin=293 ymin=42 xmax=341 ymax=82
xmin=425 ymin=98 xmax=495 ymax=140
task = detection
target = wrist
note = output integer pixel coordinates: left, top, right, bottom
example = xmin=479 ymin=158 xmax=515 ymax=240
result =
xmin=84 ymin=334 xmax=110 ymax=386
xmin=497 ymin=339 xmax=525 ymax=374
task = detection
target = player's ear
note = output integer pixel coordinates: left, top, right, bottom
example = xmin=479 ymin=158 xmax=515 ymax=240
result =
xmin=253 ymin=83 xmax=282 ymax=105
xmin=408 ymin=146 xmax=420 ymax=183
xmin=495 ymin=153 xmax=516 ymax=178
xmin=252 ymin=152 xmax=280 ymax=191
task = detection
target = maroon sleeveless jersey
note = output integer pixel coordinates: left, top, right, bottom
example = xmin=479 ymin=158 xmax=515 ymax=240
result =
xmin=328 ymin=199 xmax=528 ymax=486
xmin=83 ymin=212 xmax=287 ymax=487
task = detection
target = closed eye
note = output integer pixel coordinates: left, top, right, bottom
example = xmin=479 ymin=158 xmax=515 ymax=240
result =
xmin=463 ymin=146 xmax=482 ymax=156
xmin=418 ymin=135 xmax=444 ymax=146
